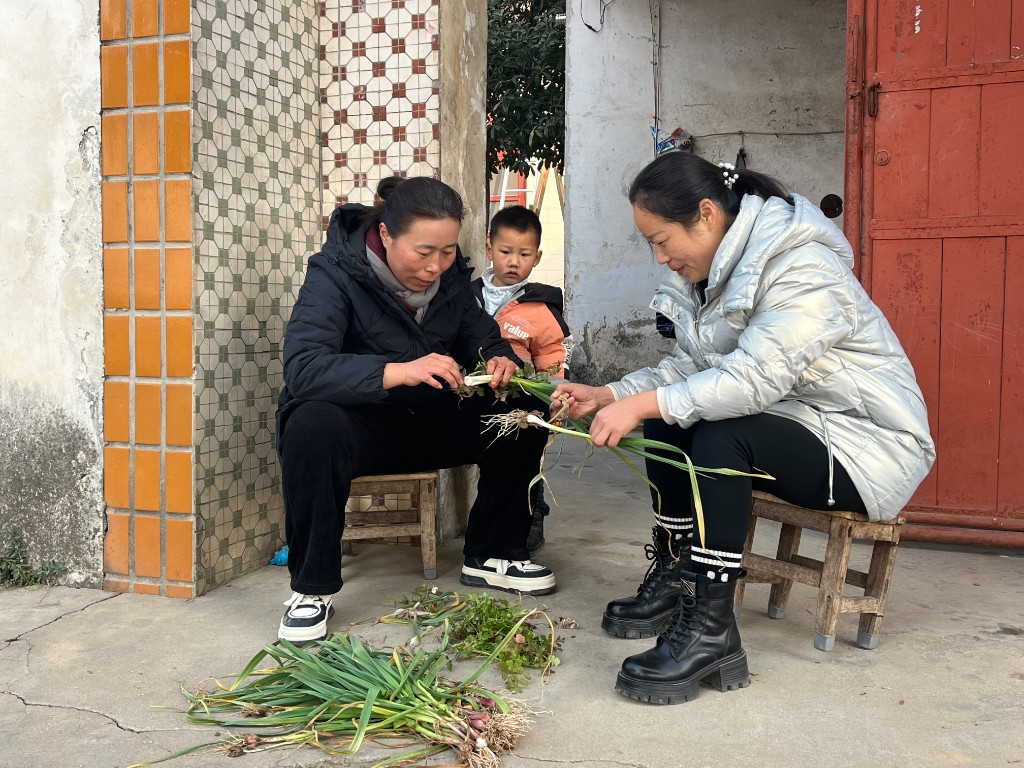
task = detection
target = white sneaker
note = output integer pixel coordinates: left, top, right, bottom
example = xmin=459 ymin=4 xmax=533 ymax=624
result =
xmin=278 ymin=592 xmax=334 ymax=643
xmin=460 ymin=556 xmax=556 ymax=596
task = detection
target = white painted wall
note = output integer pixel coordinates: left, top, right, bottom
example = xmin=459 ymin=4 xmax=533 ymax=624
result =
xmin=0 ymin=2 xmax=104 ymax=585
xmin=565 ymin=0 xmax=847 ymax=383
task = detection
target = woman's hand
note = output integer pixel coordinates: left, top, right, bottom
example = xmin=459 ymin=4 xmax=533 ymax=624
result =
xmin=551 ymin=382 xmax=616 ymax=420
xmin=485 ymin=356 xmax=518 ymax=388
xmin=383 ymin=354 xmax=463 ymax=390
xmin=588 ymin=391 xmax=661 ymax=447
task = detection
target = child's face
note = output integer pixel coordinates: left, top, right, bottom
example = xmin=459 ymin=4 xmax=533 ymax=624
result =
xmin=486 ymin=227 xmax=542 ymax=287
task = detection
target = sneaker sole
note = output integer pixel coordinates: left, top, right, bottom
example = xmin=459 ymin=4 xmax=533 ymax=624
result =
xmin=614 ymin=649 xmax=750 ymax=705
xmin=278 ymin=604 xmax=335 ymax=644
xmin=460 ymin=569 xmax=556 ymax=596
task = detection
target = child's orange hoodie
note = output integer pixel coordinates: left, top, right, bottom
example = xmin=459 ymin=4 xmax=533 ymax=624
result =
xmin=472 ymin=270 xmax=572 ymax=375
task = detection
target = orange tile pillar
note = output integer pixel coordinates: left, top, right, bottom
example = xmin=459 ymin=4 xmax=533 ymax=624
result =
xmin=100 ymin=0 xmax=196 ymax=597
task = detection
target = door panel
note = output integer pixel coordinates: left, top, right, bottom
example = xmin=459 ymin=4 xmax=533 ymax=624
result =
xmin=876 ymin=0 xmax=949 ymax=74
xmin=935 ymin=237 xmax=1004 ymax=509
xmin=999 ymin=237 xmax=1024 ymax=516
xmin=927 ymin=86 xmax=980 ymax=218
xmin=979 ymin=82 xmax=1024 ymax=216
xmin=871 ymin=90 xmax=931 ymax=219
xmin=870 ymin=239 xmax=942 ymax=505
xmin=848 ymin=0 xmax=1024 ymax=544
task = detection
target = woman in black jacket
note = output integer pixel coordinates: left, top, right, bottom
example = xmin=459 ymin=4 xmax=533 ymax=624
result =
xmin=276 ymin=177 xmax=554 ymax=643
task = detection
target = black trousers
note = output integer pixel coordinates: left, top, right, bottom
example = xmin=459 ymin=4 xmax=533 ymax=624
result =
xmin=278 ymin=394 xmax=548 ymax=594
xmin=643 ymin=413 xmax=866 ymax=552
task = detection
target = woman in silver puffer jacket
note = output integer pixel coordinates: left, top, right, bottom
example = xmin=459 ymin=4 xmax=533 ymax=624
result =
xmin=554 ymin=151 xmax=935 ymax=706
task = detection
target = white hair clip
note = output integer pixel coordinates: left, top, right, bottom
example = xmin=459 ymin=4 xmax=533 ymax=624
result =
xmin=718 ymin=161 xmax=739 ymax=190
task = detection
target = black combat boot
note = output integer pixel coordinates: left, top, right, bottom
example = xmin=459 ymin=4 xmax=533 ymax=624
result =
xmin=601 ymin=527 xmax=692 ymax=639
xmin=614 ymin=571 xmax=750 ymax=704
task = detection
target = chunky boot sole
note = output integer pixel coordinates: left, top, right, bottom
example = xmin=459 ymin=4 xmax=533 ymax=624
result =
xmin=614 ymin=649 xmax=750 ymax=705
xmin=601 ymin=608 xmax=675 ymax=639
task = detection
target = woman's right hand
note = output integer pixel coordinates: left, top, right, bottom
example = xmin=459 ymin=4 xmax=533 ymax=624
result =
xmin=383 ymin=354 xmax=463 ymax=390
xmin=551 ymin=382 xmax=616 ymax=420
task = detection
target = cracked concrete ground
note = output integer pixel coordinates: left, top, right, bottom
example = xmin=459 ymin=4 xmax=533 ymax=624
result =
xmin=2 ymin=441 xmax=1023 ymax=768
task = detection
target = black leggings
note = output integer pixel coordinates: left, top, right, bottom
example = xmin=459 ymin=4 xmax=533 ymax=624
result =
xmin=643 ymin=413 xmax=866 ymax=552
xmin=278 ymin=394 xmax=548 ymax=595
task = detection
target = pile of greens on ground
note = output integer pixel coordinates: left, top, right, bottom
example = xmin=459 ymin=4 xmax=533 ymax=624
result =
xmin=131 ymin=587 xmax=565 ymax=768
xmin=381 ymin=584 xmax=563 ymax=692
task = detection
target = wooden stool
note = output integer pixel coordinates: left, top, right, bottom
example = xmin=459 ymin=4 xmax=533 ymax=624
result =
xmin=343 ymin=472 xmax=438 ymax=579
xmin=735 ymin=491 xmax=904 ymax=651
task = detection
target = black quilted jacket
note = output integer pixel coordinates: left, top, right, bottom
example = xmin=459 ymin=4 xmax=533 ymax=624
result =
xmin=276 ymin=204 xmax=515 ymax=436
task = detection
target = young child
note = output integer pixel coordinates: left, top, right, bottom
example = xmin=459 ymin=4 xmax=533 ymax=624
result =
xmin=472 ymin=205 xmax=572 ymax=554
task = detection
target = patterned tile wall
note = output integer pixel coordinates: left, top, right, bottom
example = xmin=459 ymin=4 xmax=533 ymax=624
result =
xmin=100 ymin=0 xmax=197 ymax=599
xmin=319 ymin=0 xmax=440 ymax=223
xmin=192 ymin=0 xmax=321 ymax=593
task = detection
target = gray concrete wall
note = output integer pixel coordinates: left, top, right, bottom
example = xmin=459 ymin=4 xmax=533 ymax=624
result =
xmin=565 ymin=0 xmax=846 ymax=384
xmin=0 ymin=2 xmax=104 ymax=585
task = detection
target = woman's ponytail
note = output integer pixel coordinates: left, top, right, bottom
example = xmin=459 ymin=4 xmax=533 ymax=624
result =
xmin=731 ymin=167 xmax=792 ymax=206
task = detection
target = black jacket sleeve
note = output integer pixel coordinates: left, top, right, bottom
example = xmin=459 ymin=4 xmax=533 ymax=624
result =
xmin=449 ymin=290 xmax=521 ymax=370
xmin=282 ymin=259 xmax=390 ymax=405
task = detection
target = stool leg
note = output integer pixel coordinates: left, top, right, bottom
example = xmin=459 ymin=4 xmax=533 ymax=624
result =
xmin=857 ymin=534 xmax=900 ymax=650
xmin=734 ymin=514 xmax=758 ymax=618
xmin=419 ymin=478 xmax=438 ymax=580
xmin=814 ymin=518 xmax=854 ymax=651
xmin=342 ymin=540 xmax=354 ymax=557
xmin=768 ymin=523 xmax=802 ymax=620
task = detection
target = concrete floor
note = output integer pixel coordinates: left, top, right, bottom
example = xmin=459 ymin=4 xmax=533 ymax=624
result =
xmin=2 ymin=442 xmax=1023 ymax=768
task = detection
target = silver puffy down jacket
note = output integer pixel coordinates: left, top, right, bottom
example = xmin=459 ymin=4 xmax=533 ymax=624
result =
xmin=608 ymin=194 xmax=936 ymax=521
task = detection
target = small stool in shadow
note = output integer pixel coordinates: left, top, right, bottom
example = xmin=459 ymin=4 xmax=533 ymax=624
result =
xmin=342 ymin=472 xmax=438 ymax=579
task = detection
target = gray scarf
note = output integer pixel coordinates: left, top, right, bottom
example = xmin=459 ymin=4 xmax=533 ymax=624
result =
xmin=365 ymin=245 xmax=439 ymax=324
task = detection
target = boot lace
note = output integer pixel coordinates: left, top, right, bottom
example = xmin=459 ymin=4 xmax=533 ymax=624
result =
xmin=660 ymin=595 xmax=704 ymax=655
xmin=635 ymin=543 xmax=678 ymax=599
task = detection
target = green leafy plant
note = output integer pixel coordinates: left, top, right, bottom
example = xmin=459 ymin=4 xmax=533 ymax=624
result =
xmin=487 ymin=0 xmax=566 ymax=176
xmin=0 ymin=532 xmax=64 ymax=587
xmin=381 ymin=585 xmax=561 ymax=693
xmin=450 ymin=592 xmax=561 ymax=693
xmin=129 ymin=622 xmax=539 ymax=768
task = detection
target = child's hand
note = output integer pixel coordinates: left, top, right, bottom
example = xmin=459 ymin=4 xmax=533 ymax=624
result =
xmin=485 ymin=356 xmax=518 ymax=388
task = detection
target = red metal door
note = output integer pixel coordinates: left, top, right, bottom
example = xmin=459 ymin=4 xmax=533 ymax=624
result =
xmin=845 ymin=0 xmax=1024 ymax=547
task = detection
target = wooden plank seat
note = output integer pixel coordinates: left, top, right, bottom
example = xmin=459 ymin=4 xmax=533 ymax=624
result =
xmin=735 ymin=491 xmax=904 ymax=651
xmin=343 ymin=471 xmax=438 ymax=579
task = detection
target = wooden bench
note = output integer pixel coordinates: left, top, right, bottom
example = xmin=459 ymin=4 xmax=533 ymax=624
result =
xmin=343 ymin=472 xmax=438 ymax=579
xmin=735 ymin=491 xmax=904 ymax=651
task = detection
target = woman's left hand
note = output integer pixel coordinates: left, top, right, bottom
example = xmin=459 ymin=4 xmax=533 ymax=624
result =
xmin=589 ymin=392 xmax=660 ymax=447
xmin=485 ymin=356 xmax=519 ymax=388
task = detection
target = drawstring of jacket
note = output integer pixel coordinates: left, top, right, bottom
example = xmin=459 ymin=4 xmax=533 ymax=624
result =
xmin=817 ymin=410 xmax=836 ymax=507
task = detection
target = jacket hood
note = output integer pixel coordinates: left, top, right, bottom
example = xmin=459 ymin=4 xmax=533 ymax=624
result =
xmin=323 ymin=203 xmax=372 ymax=261
xmin=660 ymin=194 xmax=854 ymax=314
xmin=712 ymin=194 xmax=854 ymax=312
